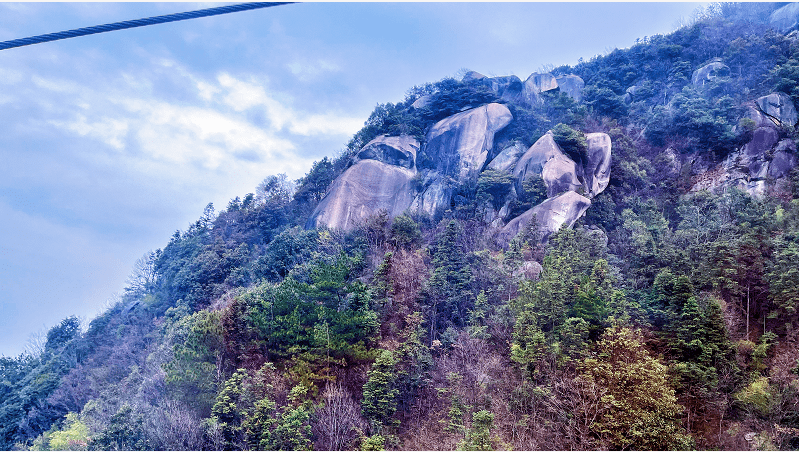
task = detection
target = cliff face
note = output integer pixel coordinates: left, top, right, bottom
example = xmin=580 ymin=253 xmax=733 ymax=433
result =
xmin=310 ymin=58 xmax=799 ymax=244
xmin=308 ymin=73 xmax=613 ymax=243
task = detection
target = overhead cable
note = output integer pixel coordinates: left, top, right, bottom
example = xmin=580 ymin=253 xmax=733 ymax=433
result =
xmin=0 ymin=2 xmax=293 ymax=51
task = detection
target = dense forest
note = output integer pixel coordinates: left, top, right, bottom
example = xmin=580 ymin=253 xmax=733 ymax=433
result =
xmin=4 ymin=2 xmax=799 ymax=450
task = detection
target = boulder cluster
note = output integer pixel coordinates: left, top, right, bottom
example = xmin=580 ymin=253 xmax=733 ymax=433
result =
xmin=689 ymin=91 xmax=798 ymax=196
xmin=307 ymin=71 xmax=610 ymax=244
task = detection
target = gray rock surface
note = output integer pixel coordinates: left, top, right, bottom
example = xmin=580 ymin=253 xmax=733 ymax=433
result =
xmin=498 ymin=191 xmax=591 ymax=244
xmin=583 ymin=133 xmax=612 ymax=197
xmin=462 ymin=71 xmax=487 ymax=82
xmin=485 ymin=75 xmax=524 ymax=101
xmin=513 ymin=132 xmax=582 ymax=198
xmin=411 ymin=95 xmax=431 ymax=110
xmin=769 ymin=151 xmax=798 ymax=179
xmin=409 ymin=173 xmax=452 ymax=217
xmin=513 ymin=261 xmax=543 ymax=280
xmin=555 ymin=75 xmax=585 ymax=102
xmin=353 ymin=135 xmax=419 ymax=169
xmin=424 ymin=103 xmax=513 ymax=182
xmin=692 ymin=60 xmax=730 ymax=86
xmin=754 ymin=92 xmax=798 ymax=128
xmin=522 ymin=72 xmax=558 ymax=104
xmin=309 ymin=135 xmax=420 ymax=231
xmin=487 ymin=141 xmax=528 ymax=173
xmin=770 ymin=2 xmax=799 ymax=32
xmin=308 ymin=160 xmax=417 ymax=231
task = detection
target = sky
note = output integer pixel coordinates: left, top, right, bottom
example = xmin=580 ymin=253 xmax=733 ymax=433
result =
xmin=0 ymin=1 xmax=706 ymax=356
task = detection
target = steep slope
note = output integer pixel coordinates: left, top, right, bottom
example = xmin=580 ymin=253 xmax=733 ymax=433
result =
xmin=5 ymin=3 xmax=799 ymax=451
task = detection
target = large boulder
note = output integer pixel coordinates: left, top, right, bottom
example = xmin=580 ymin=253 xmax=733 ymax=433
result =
xmin=486 ymin=141 xmax=528 ymax=173
xmin=513 ymin=132 xmax=582 ymax=198
xmin=555 ymin=75 xmax=585 ymax=102
xmin=308 ymin=135 xmax=420 ymax=231
xmin=692 ymin=60 xmax=730 ymax=87
xmin=424 ymin=103 xmax=513 ymax=182
xmin=409 ymin=173 xmax=451 ymax=216
xmin=522 ymin=72 xmax=558 ymax=104
xmin=307 ymin=160 xmax=417 ymax=231
xmin=498 ymin=191 xmax=591 ymax=244
xmin=582 ymin=132 xmax=612 ymax=197
xmin=353 ymin=134 xmax=419 ymax=169
xmin=754 ymin=92 xmax=798 ymax=129
xmin=462 ymin=71 xmax=523 ymax=101
xmin=770 ymin=2 xmax=799 ymax=33
xmin=769 ymin=150 xmax=798 ymax=179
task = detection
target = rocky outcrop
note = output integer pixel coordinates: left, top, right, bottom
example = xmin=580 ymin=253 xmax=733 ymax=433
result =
xmin=753 ymin=92 xmax=798 ymax=129
xmin=462 ymin=71 xmax=523 ymax=102
xmin=494 ymin=129 xmax=611 ymax=245
xmin=692 ymin=60 xmax=730 ymax=87
xmin=498 ymin=191 xmax=591 ymax=243
xmin=353 ymin=134 xmax=418 ymax=169
xmin=424 ymin=103 xmax=512 ymax=182
xmin=513 ymin=132 xmax=582 ymax=197
xmin=487 ymin=142 xmax=528 ymax=173
xmin=409 ymin=103 xmax=512 ymax=217
xmin=690 ymin=93 xmax=799 ymax=197
xmin=555 ymin=75 xmax=585 ymax=102
xmin=770 ymin=2 xmax=799 ymax=33
xmin=308 ymin=135 xmax=419 ymax=231
xmin=583 ymin=132 xmax=613 ymax=197
xmin=522 ymin=73 xmax=558 ymax=104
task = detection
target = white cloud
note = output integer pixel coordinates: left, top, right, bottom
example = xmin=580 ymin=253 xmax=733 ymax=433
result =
xmin=49 ymin=114 xmax=129 ymax=150
xmin=286 ymin=58 xmax=342 ymax=81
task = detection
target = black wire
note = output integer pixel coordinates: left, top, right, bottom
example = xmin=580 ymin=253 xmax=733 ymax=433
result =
xmin=0 ymin=2 xmax=294 ymax=51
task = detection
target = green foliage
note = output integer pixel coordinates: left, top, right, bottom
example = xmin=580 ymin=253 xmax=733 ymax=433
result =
xmin=361 ymin=349 xmax=399 ymax=429
xmin=579 ymin=325 xmax=691 ymax=450
xmin=427 ymin=221 xmax=475 ymax=336
xmin=89 ymin=405 xmax=150 ymax=451
xmin=458 ymin=410 xmax=496 ymax=451
xmin=163 ymin=309 xmax=225 ymax=416
xmin=551 ymin=123 xmax=588 ymax=163
xmin=389 ymin=214 xmax=422 ymax=250
xmin=476 ymin=170 xmax=514 ymax=210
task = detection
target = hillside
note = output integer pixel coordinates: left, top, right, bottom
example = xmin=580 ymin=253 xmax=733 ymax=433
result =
xmin=4 ymin=2 xmax=799 ymax=450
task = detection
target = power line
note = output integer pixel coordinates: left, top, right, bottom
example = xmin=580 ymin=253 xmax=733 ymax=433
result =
xmin=0 ymin=2 xmax=294 ymax=51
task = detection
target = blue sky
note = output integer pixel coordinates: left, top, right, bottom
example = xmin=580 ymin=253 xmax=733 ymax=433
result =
xmin=0 ymin=2 xmax=705 ymax=356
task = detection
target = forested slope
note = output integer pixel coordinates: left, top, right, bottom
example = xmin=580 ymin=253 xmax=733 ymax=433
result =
xmin=4 ymin=2 xmax=799 ymax=450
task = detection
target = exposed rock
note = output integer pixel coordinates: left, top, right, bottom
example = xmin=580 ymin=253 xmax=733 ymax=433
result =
xmin=769 ymin=151 xmax=798 ymax=179
xmin=486 ymin=75 xmax=524 ymax=102
xmin=487 ymin=141 xmax=528 ymax=173
xmin=353 ymin=135 xmax=419 ymax=169
xmin=513 ymin=132 xmax=582 ymax=198
xmin=754 ymin=92 xmax=798 ymax=129
xmin=498 ymin=191 xmax=591 ymax=244
xmin=776 ymin=138 xmax=798 ymax=154
xmin=770 ymin=2 xmax=799 ymax=33
xmin=513 ymin=261 xmax=543 ymax=280
xmin=308 ymin=160 xmax=416 ymax=231
xmin=555 ymin=74 xmax=585 ymax=102
xmin=742 ymin=127 xmax=780 ymax=161
xmin=409 ymin=173 xmax=452 ymax=217
xmin=692 ymin=60 xmax=730 ymax=87
xmin=522 ymin=72 xmax=558 ymax=104
xmin=623 ymin=86 xmax=637 ymax=104
xmin=411 ymin=95 xmax=431 ymax=110
xmin=463 ymin=72 xmax=523 ymax=101
xmin=462 ymin=70 xmax=487 ymax=82
xmin=424 ymin=103 xmax=513 ymax=182
xmin=582 ymin=133 xmax=612 ymax=197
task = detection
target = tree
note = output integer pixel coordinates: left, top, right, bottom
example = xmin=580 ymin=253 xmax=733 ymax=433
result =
xmin=578 ymin=325 xmax=692 ymax=450
xmin=361 ymin=349 xmax=399 ymax=430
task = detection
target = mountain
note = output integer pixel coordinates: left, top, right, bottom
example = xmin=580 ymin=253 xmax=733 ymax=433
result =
xmin=4 ymin=2 xmax=799 ymax=450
